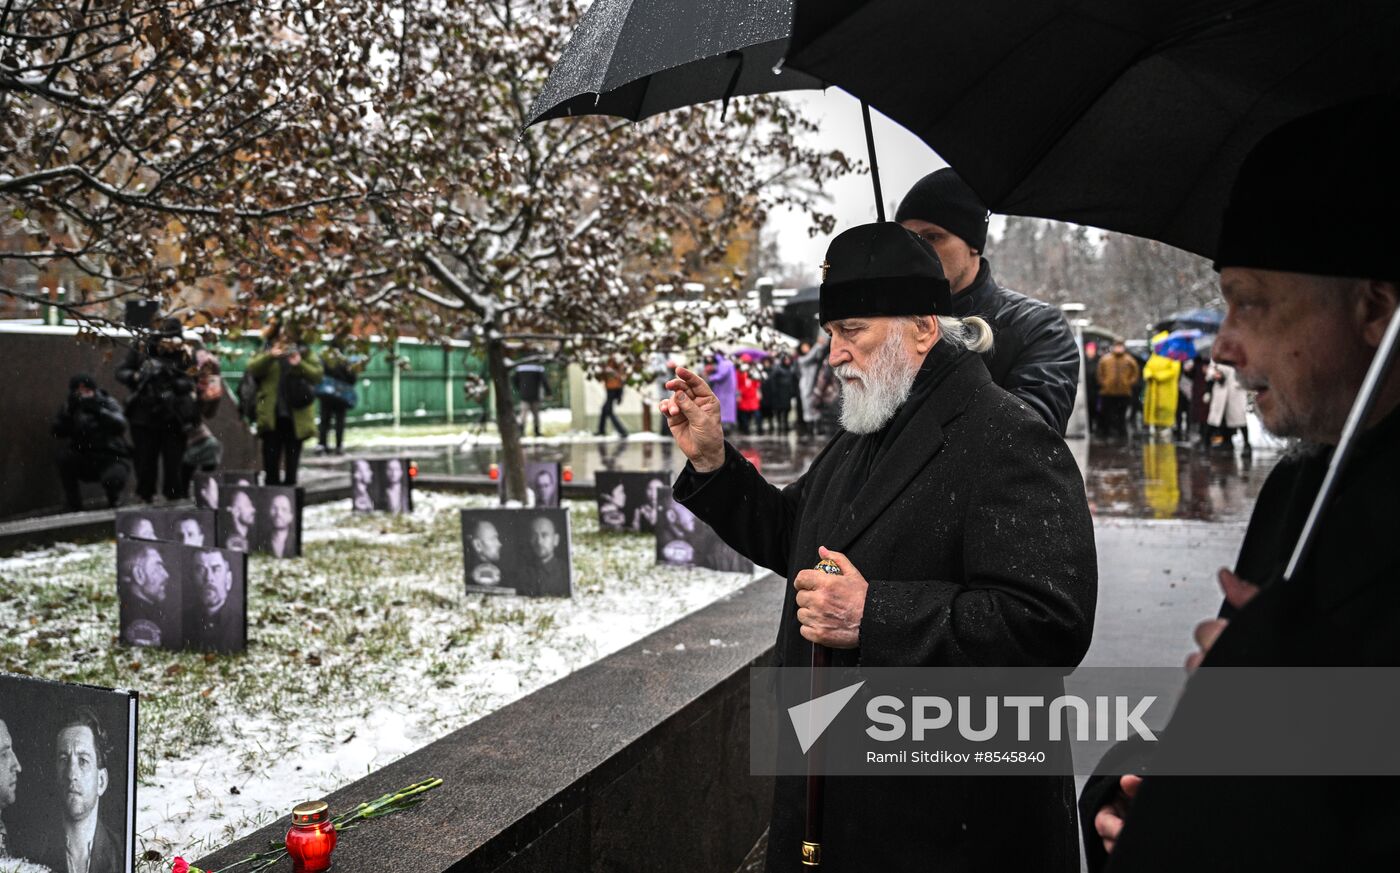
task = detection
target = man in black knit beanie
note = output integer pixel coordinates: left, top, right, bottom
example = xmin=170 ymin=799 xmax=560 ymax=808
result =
xmin=897 ymin=167 xmax=1080 ymax=435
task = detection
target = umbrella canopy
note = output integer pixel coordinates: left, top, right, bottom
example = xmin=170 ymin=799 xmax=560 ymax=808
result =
xmin=525 ymin=0 xmax=823 ymax=125
xmin=786 ymin=0 xmax=1400 ymax=258
xmin=1153 ymin=308 xmax=1224 ymax=335
xmin=1153 ymin=329 xmax=1203 ymax=361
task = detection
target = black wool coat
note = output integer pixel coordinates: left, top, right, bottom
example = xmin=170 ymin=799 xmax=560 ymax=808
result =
xmin=1082 ymin=405 xmax=1400 ymax=873
xmin=674 ymin=351 xmax=1098 ymax=873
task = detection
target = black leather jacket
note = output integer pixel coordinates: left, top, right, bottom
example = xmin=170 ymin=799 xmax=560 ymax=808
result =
xmin=52 ymin=389 xmax=131 ymax=457
xmin=952 ymin=260 xmax=1080 ymax=435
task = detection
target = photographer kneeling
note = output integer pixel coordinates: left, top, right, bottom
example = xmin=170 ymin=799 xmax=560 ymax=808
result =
xmin=53 ymin=374 xmax=132 ymax=510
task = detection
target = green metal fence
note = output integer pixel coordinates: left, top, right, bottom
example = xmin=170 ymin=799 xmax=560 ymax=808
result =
xmin=216 ymin=336 xmax=568 ymax=428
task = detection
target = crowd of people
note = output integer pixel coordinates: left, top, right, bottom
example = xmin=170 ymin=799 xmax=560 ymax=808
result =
xmin=1088 ymin=338 xmax=1254 ymax=452
xmin=52 ymin=318 xmax=361 ymax=512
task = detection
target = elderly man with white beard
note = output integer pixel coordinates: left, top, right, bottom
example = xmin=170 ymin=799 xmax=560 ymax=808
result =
xmin=663 ymin=222 xmax=1098 ymax=873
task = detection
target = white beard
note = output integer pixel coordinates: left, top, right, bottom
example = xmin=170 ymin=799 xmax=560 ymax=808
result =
xmin=836 ymin=328 xmax=918 ymax=434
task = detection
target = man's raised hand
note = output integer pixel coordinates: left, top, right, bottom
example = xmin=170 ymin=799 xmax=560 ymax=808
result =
xmin=660 ymin=366 xmax=724 ymax=472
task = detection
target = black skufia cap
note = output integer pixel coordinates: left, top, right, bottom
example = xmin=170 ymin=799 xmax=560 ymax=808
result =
xmin=818 ymin=222 xmax=953 ymax=325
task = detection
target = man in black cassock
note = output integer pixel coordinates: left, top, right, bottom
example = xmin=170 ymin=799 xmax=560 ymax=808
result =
xmin=662 ymin=222 xmax=1098 ymax=872
xmin=1081 ymin=100 xmax=1400 ymax=873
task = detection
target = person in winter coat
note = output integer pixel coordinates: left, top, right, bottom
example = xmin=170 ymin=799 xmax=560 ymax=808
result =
xmin=736 ymin=354 xmax=762 ymax=434
xmin=897 ymin=168 xmax=1081 ymax=435
xmin=1140 ymin=346 xmax=1181 ymax=434
xmin=317 ymin=343 xmax=363 ymax=454
xmin=765 ymin=354 xmax=799 ymax=436
xmin=796 ymin=338 xmax=827 ymax=437
xmin=662 ymin=223 xmax=1097 ymax=873
xmin=53 ymin=374 xmax=132 ymax=510
xmin=595 ymin=362 xmax=628 ymax=438
xmin=1097 ymin=341 xmax=1141 ymax=437
xmin=1205 ymin=361 xmax=1251 ymax=452
xmin=246 ymin=326 xmax=324 ymax=485
xmin=511 ymin=352 xmax=551 ymax=438
xmin=705 ymin=351 xmax=738 ymax=430
xmin=115 ymin=317 xmax=197 ymax=501
xmin=1081 ymin=97 xmax=1400 ymax=873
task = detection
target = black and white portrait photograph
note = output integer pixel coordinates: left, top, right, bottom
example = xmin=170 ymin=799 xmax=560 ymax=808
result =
xmin=654 ymin=494 xmax=751 ymax=574
xmin=255 ymin=488 xmax=301 ymax=558
xmin=499 ymin=461 xmax=561 ymax=508
xmin=460 ymin=508 xmax=572 ymax=597
xmin=116 ymin=540 xmax=247 ymax=653
xmin=216 ymin=486 xmax=303 ymax=558
xmin=192 ymin=471 xmax=262 ymax=510
xmin=0 ymin=673 xmax=137 ymax=873
xmin=114 ymin=507 xmax=215 ymax=547
xmin=116 ymin=539 xmax=183 ymax=649
xmin=181 ymin=547 xmax=248 ymax=653
xmin=594 ymin=472 xmax=670 ymax=533
xmin=350 ymin=458 xmax=413 ymax=513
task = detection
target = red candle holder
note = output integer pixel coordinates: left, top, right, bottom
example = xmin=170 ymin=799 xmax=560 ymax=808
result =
xmin=285 ymin=800 xmax=337 ymax=872
xmin=488 ymin=463 xmax=499 ymax=480
xmin=408 ymin=462 xmax=419 ymax=479
xmin=562 ymin=466 xmax=573 ymax=483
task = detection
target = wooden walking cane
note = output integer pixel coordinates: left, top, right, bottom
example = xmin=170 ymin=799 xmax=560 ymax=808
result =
xmin=802 ymin=557 xmax=842 ymax=868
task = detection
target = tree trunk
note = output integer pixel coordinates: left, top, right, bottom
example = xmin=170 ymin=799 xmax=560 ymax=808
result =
xmin=487 ymin=335 xmax=527 ymax=503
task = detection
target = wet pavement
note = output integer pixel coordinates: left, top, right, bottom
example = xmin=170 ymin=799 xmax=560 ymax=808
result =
xmin=322 ymin=430 xmax=1280 ymax=523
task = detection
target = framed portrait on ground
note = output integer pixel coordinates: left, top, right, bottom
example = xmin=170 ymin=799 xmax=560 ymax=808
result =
xmin=460 ymin=508 xmax=572 ymax=597
xmin=654 ymin=494 xmax=752 ymax=574
xmin=115 ymin=507 xmax=216 ymax=548
xmin=0 ymin=673 xmax=138 ymax=873
xmin=191 ymin=470 xmax=263 ymax=509
xmin=350 ymin=458 xmax=413 ymax=513
xmin=215 ymin=485 xmax=304 ymax=558
xmin=594 ymin=471 xmax=671 ymax=533
xmin=499 ymin=461 xmax=562 ymax=508
xmin=116 ymin=539 xmax=248 ymax=653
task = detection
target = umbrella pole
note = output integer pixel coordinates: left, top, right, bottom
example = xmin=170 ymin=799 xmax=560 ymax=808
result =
xmin=860 ymin=100 xmax=885 ymax=222
xmin=802 ymin=558 xmax=841 ymax=867
xmin=803 ymin=641 xmax=830 ymax=868
xmin=1284 ymin=308 xmax=1400 ymax=580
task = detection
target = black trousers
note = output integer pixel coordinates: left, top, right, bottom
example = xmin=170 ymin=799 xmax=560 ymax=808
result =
xmin=596 ymin=387 xmax=627 ymax=436
xmin=57 ymin=450 xmax=130 ymax=510
xmin=1101 ymin=395 xmax=1131 ymax=436
xmin=262 ymin=417 xmax=304 ymax=485
xmin=318 ymin=398 xmax=347 ymax=451
xmin=130 ymin=422 xmax=186 ymax=501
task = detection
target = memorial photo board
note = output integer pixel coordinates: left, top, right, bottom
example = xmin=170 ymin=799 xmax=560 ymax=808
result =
xmin=654 ymin=494 xmax=752 ymax=573
xmin=115 ymin=507 xmax=216 ymax=548
xmin=499 ymin=461 xmax=562 ymax=508
xmin=460 ymin=508 xmax=572 ymax=597
xmin=594 ymin=471 xmax=671 ymax=533
xmin=350 ymin=458 xmax=413 ymax=513
xmin=116 ymin=539 xmax=248 ymax=653
xmin=216 ymin=485 xmax=304 ymax=558
xmin=0 ymin=673 xmax=138 ymax=872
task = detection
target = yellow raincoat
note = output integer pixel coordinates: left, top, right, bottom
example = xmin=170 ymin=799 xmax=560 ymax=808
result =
xmin=1142 ymin=352 xmax=1181 ymax=428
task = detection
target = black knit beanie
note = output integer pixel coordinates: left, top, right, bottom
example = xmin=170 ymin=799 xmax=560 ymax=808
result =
xmin=69 ymin=374 xmax=97 ymax=393
xmin=894 ymin=168 xmax=990 ymax=252
xmin=1214 ymin=95 xmax=1399 ymax=278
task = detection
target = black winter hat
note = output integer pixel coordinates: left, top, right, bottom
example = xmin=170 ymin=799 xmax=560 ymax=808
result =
xmin=1214 ymin=95 xmax=1400 ymax=278
xmin=69 ymin=374 xmax=97 ymax=393
xmin=894 ymin=168 xmax=990 ymax=252
xmin=818 ymin=223 xmax=952 ymax=325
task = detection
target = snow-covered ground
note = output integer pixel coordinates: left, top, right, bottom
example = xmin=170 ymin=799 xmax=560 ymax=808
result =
xmin=0 ymin=491 xmax=758 ymax=870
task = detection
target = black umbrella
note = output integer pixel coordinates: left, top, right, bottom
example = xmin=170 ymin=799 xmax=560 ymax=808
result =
xmin=525 ymin=0 xmax=893 ymax=220
xmin=785 ymin=0 xmax=1400 ymax=260
xmin=525 ymin=0 xmax=822 ymax=125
